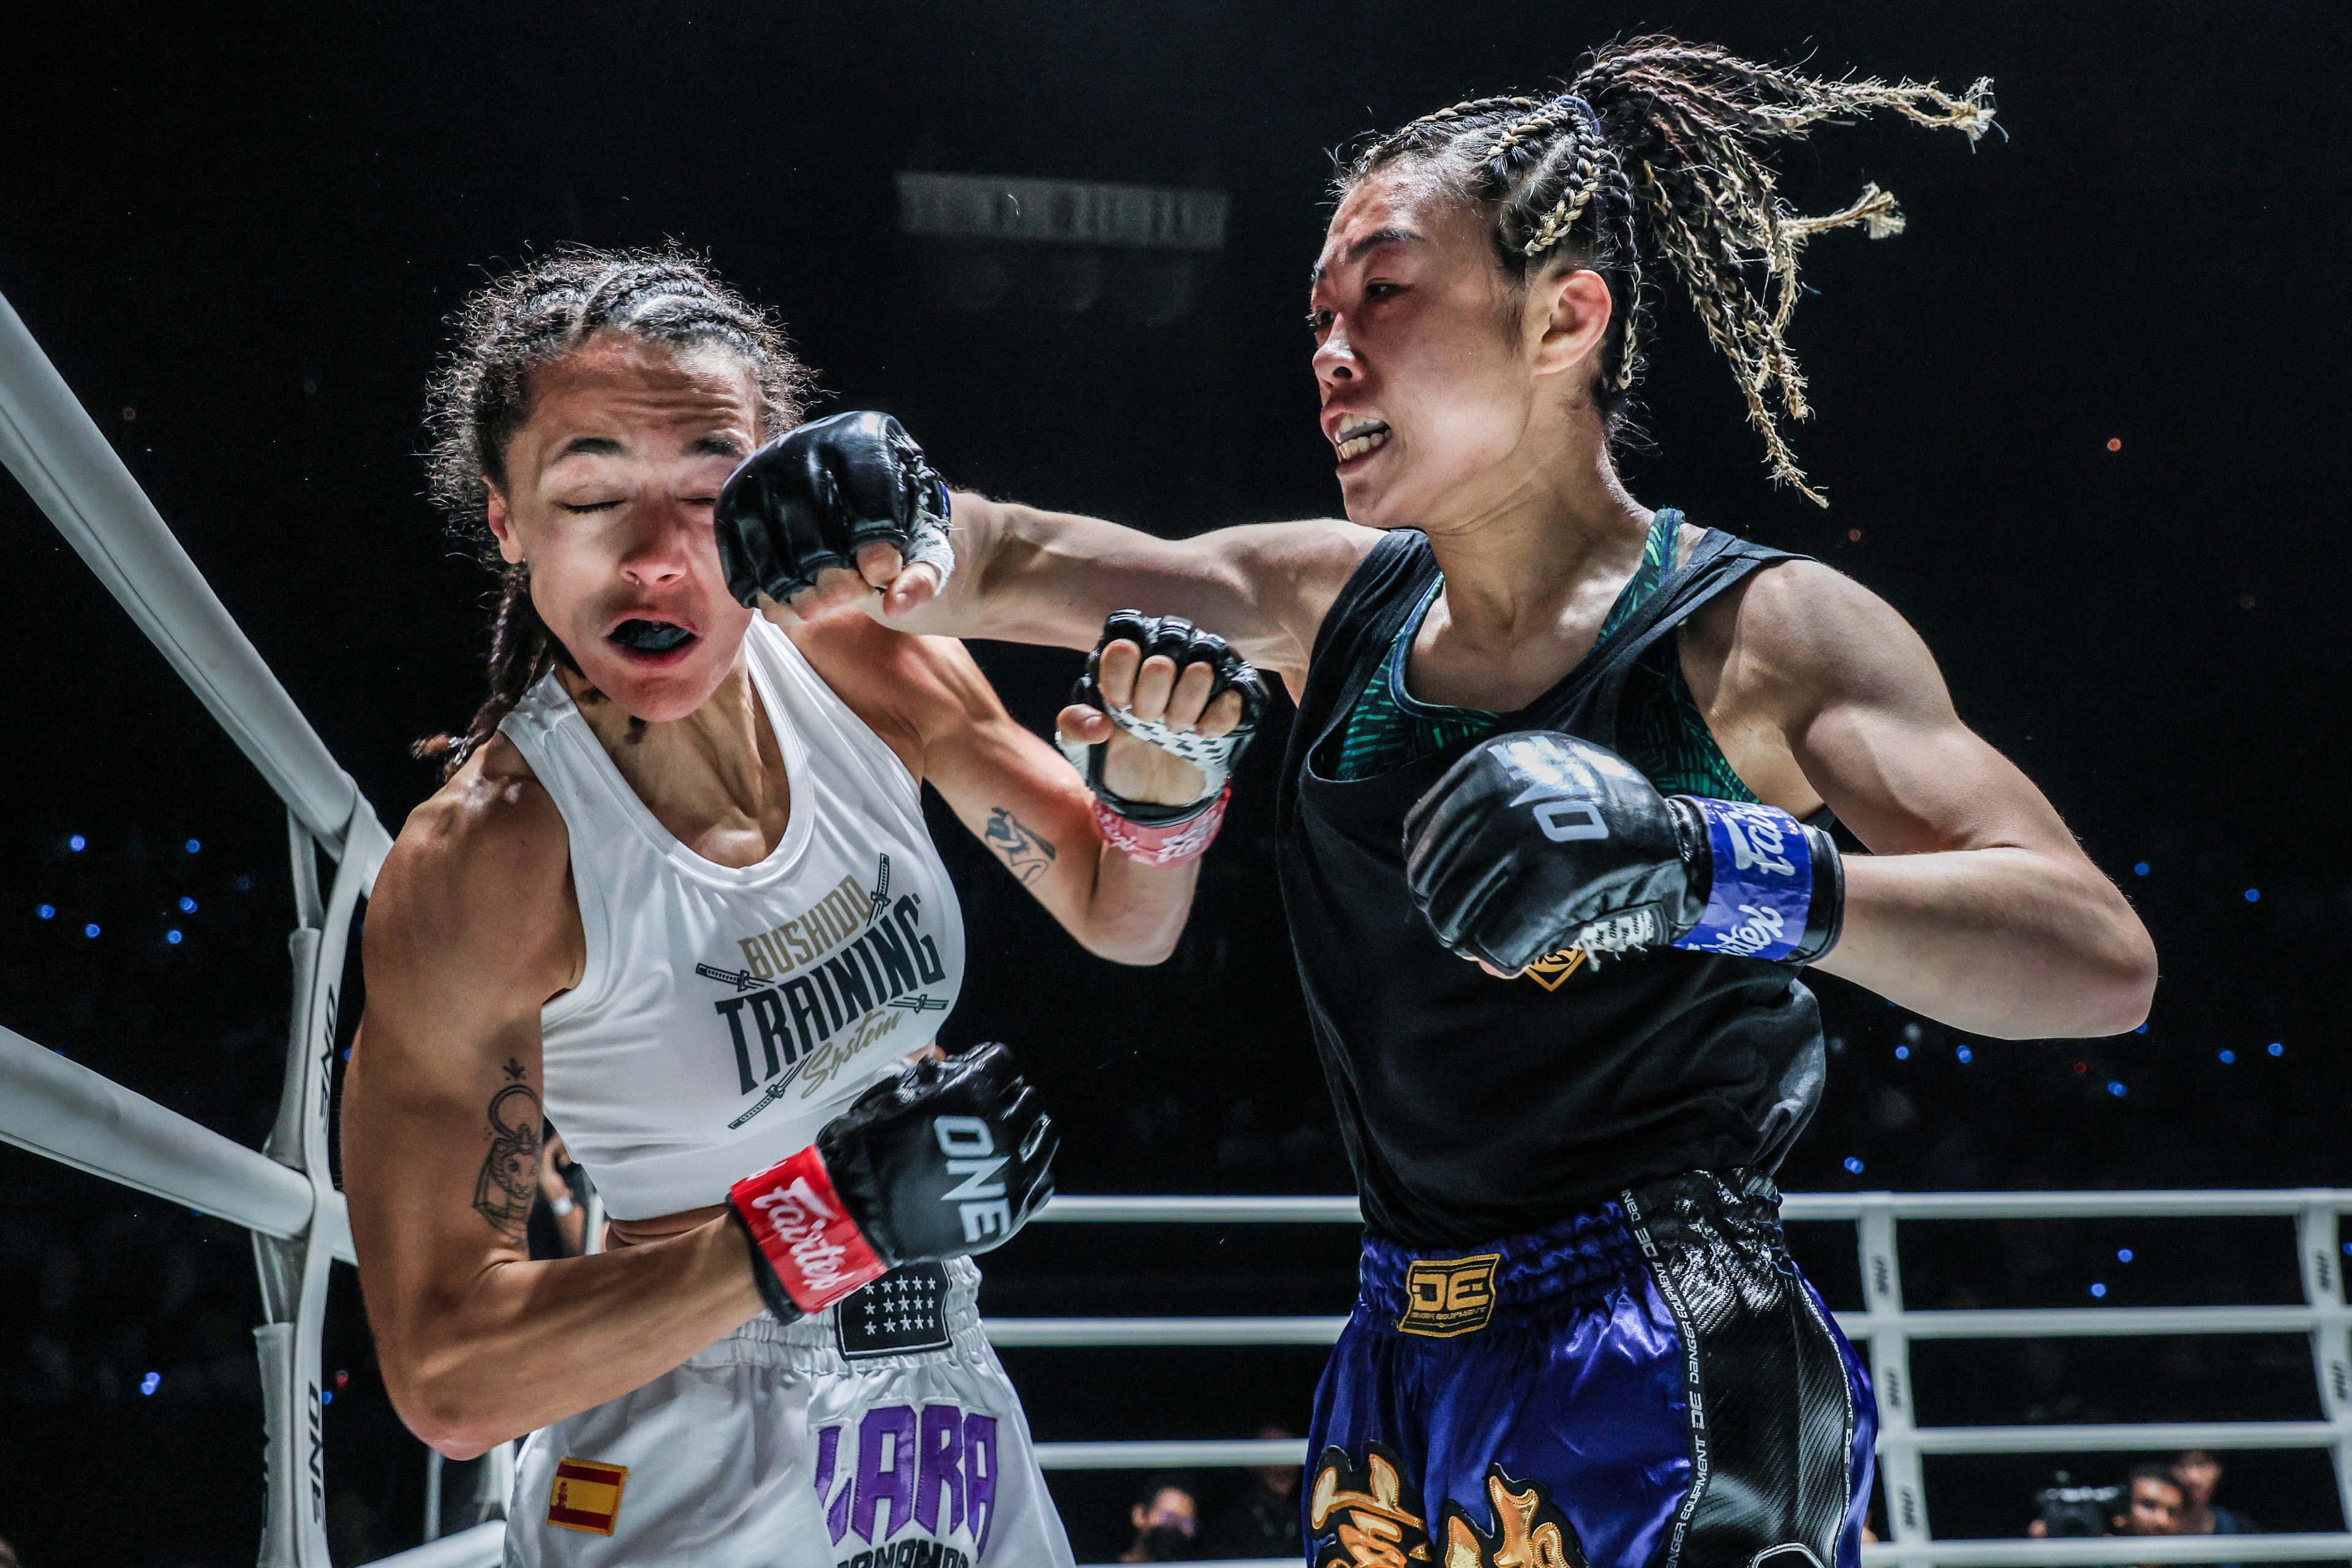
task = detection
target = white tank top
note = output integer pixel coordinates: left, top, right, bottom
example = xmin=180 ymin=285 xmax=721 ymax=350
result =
xmin=498 ymin=618 xmax=967 ymax=1220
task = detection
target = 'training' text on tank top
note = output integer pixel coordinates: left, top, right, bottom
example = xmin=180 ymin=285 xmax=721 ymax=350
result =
xmin=498 ymin=617 xmax=967 ymax=1221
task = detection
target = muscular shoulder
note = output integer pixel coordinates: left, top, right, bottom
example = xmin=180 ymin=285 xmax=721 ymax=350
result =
xmin=784 ymin=614 xmax=970 ymax=779
xmin=366 ymin=737 xmax=583 ymax=1009
xmin=1683 ymin=557 xmax=1953 ymax=733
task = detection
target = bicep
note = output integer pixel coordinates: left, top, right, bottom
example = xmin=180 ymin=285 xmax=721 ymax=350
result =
xmin=342 ymin=814 xmax=570 ymax=1346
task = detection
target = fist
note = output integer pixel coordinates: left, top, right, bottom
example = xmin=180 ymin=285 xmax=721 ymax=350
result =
xmin=1056 ymin=619 xmax=1253 ymax=808
xmin=715 ymin=410 xmax=954 ymax=623
xmin=816 ymin=1042 xmax=1057 ymax=1264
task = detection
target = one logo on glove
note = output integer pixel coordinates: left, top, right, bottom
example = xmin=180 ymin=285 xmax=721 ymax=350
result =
xmin=1494 ymin=736 xmax=1612 ymax=843
xmin=935 ymin=1115 xmax=1014 ymax=1246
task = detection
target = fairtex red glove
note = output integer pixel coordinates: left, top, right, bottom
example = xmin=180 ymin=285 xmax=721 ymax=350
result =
xmin=728 ymin=1043 xmax=1057 ymax=1319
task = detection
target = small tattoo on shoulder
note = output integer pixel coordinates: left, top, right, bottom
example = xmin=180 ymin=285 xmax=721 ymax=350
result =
xmin=983 ymin=808 xmax=1057 ymax=886
xmin=473 ymin=1077 xmax=543 ymax=1240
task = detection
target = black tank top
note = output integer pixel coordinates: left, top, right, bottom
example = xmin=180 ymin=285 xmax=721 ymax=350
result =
xmin=1275 ymin=527 xmax=1828 ymax=1248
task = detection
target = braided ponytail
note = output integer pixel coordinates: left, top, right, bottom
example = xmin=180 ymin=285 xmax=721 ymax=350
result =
xmin=1340 ymin=37 xmax=1994 ymax=503
xmin=414 ymin=246 xmax=811 ymax=775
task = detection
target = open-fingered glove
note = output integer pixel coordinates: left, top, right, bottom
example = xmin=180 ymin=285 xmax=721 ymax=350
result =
xmin=728 ymin=1042 xmax=1057 ymax=1319
xmin=1057 ymin=611 xmax=1268 ymax=865
xmin=714 ymin=410 xmax=954 ymax=607
xmin=1403 ymin=730 xmax=1843 ymax=975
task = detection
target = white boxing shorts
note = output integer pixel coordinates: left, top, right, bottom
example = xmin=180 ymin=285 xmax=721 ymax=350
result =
xmin=504 ymin=1259 xmax=1074 ymax=1568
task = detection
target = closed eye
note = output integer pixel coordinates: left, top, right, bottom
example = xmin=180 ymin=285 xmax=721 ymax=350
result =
xmin=559 ymin=500 xmax=624 ymax=514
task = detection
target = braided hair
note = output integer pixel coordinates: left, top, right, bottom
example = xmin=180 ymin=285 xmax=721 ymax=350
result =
xmin=417 ymin=246 xmax=812 ymax=774
xmin=1340 ymin=38 xmax=1995 ymax=503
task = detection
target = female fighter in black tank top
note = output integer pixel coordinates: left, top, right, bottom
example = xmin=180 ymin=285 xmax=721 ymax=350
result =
xmin=1276 ymin=522 xmax=1826 ymax=1250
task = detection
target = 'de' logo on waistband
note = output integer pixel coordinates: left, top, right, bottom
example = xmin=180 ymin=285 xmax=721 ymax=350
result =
xmin=1397 ymin=1253 xmax=1501 ymax=1338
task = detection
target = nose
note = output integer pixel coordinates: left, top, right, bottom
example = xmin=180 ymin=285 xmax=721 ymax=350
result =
xmin=1313 ymin=320 xmax=1358 ymax=394
xmin=617 ymin=497 xmax=698 ymax=587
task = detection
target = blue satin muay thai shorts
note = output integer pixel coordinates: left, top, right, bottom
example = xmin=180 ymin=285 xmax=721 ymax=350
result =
xmin=1306 ymin=1170 xmax=1875 ymax=1568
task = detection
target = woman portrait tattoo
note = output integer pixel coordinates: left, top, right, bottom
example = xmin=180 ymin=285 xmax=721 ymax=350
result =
xmin=983 ymin=808 xmax=1057 ymax=886
xmin=473 ymin=1058 xmax=543 ymax=1239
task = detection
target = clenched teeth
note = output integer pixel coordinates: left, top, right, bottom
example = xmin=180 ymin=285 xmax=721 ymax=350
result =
xmin=1335 ymin=418 xmax=1391 ymax=462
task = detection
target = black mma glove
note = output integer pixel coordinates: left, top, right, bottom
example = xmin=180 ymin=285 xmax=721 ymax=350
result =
xmin=728 ymin=1042 xmax=1056 ymax=1320
xmin=1403 ymin=730 xmax=1843 ymax=976
xmin=714 ymin=410 xmax=954 ymax=606
xmin=1057 ymin=611 xmax=1268 ymax=865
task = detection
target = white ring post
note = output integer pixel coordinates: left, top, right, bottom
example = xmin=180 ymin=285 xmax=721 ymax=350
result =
xmin=2296 ymin=1202 xmax=2352 ymax=1531
xmin=1856 ymin=1198 xmax=1930 ymax=1547
xmin=254 ymin=804 xmax=372 ymax=1568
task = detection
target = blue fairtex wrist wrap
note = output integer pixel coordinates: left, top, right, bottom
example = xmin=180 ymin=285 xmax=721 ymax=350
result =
xmin=1671 ymin=799 xmax=1820 ymax=963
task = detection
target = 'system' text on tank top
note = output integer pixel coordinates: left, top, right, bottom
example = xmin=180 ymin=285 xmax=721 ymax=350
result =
xmin=1275 ymin=525 xmax=1827 ymax=1250
xmin=498 ymin=617 xmax=967 ymax=1221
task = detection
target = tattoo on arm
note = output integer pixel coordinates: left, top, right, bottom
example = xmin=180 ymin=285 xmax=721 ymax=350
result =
xmin=982 ymin=807 xmax=1058 ymax=887
xmin=472 ymin=1058 xmax=543 ymax=1240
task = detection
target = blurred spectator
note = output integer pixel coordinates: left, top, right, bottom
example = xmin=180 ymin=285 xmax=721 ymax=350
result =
xmin=0 ymin=1531 xmax=20 ymax=1568
xmin=2171 ymin=1450 xmax=2254 ymax=1536
xmin=2112 ymin=1464 xmax=2184 ymax=1567
xmin=1119 ymin=1472 xmax=1201 ymax=1562
xmin=2171 ymin=1450 xmax=2252 ymax=1568
xmin=1200 ymin=1427 xmax=1303 ymax=1559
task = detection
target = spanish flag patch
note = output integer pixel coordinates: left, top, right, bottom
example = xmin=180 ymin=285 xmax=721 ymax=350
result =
xmin=546 ymin=1457 xmax=628 ymax=1536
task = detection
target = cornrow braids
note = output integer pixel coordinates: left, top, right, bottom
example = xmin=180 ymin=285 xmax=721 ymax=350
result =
xmin=415 ymin=246 xmax=812 ymax=776
xmin=1338 ymin=36 xmax=1994 ymax=503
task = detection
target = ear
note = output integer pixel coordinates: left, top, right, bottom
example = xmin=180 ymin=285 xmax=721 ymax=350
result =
xmin=483 ymin=480 xmax=526 ymax=566
xmin=1524 ymin=264 xmax=1615 ymax=388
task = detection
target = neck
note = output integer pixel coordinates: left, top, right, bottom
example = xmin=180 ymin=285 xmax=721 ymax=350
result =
xmin=1419 ymin=430 xmax=1651 ymax=650
xmin=557 ymin=655 xmax=779 ymax=824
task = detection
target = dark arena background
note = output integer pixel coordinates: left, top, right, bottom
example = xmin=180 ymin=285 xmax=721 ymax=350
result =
xmin=4 ymin=4 xmax=2350 ymax=1565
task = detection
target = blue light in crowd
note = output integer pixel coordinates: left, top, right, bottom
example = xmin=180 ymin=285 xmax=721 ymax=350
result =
xmin=2134 ymin=1023 xmax=2148 ymax=1035
xmin=68 ymin=834 xmax=86 ymax=851
xmin=36 ymin=904 xmax=55 ymax=920
xmin=320 ymin=1389 xmax=334 ymax=1406
xmin=2133 ymin=862 xmax=2150 ymax=876
xmin=2268 ymin=1042 xmax=2285 ymax=1057
xmin=2218 ymin=1050 xmax=2236 ymax=1064
xmin=82 ymin=923 xmax=100 ymax=939
xmin=184 ymin=839 xmax=201 ymax=853
xmin=2245 ymin=889 xmax=2260 ymax=902
xmin=2117 ymin=1248 xmax=2135 ymax=1264
xmin=1956 ymin=1046 xmax=1973 ymax=1064
xmin=233 ymin=875 xmax=252 ymax=891
xmin=2106 ymin=1081 xmax=2128 ymax=1097
xmin=139 ymin=1371 xmax=160 ymax=1396
xmin=1894 ymin=1046 xmax=1910 ymax=1060
xmin=178 ymin=896 xmax=197 ymax=913
xmin=1843 ymin=1156 xmax=1866 ymax=1175
xmin=165 ymin=930 xmax=183 ymax=946
xmin=2089 ymin=1283 xmax=2108 ymax=1299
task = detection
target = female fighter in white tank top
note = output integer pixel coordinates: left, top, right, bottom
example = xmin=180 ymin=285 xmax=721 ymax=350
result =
xmin=338 ymin=254 xmax=1251 ymax=1568
xmin=500 ymin=615 xmax=967 ymax=1221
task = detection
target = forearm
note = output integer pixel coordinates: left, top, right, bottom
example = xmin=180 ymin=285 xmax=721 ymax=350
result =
xmin=1811 ymin=847 xmax=2155 ymax=1038
xmin=1071 ymin=843 xmax=1200 ymax=965
xmin=885 ymin=494 xmax=1108 ymax=647
xmin=383 ymin=1213 xmax=761 ymax=1458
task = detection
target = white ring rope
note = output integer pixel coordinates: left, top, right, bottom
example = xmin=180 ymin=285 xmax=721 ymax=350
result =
xmin=4 ymin=281 xmax=2348 ymax=1568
